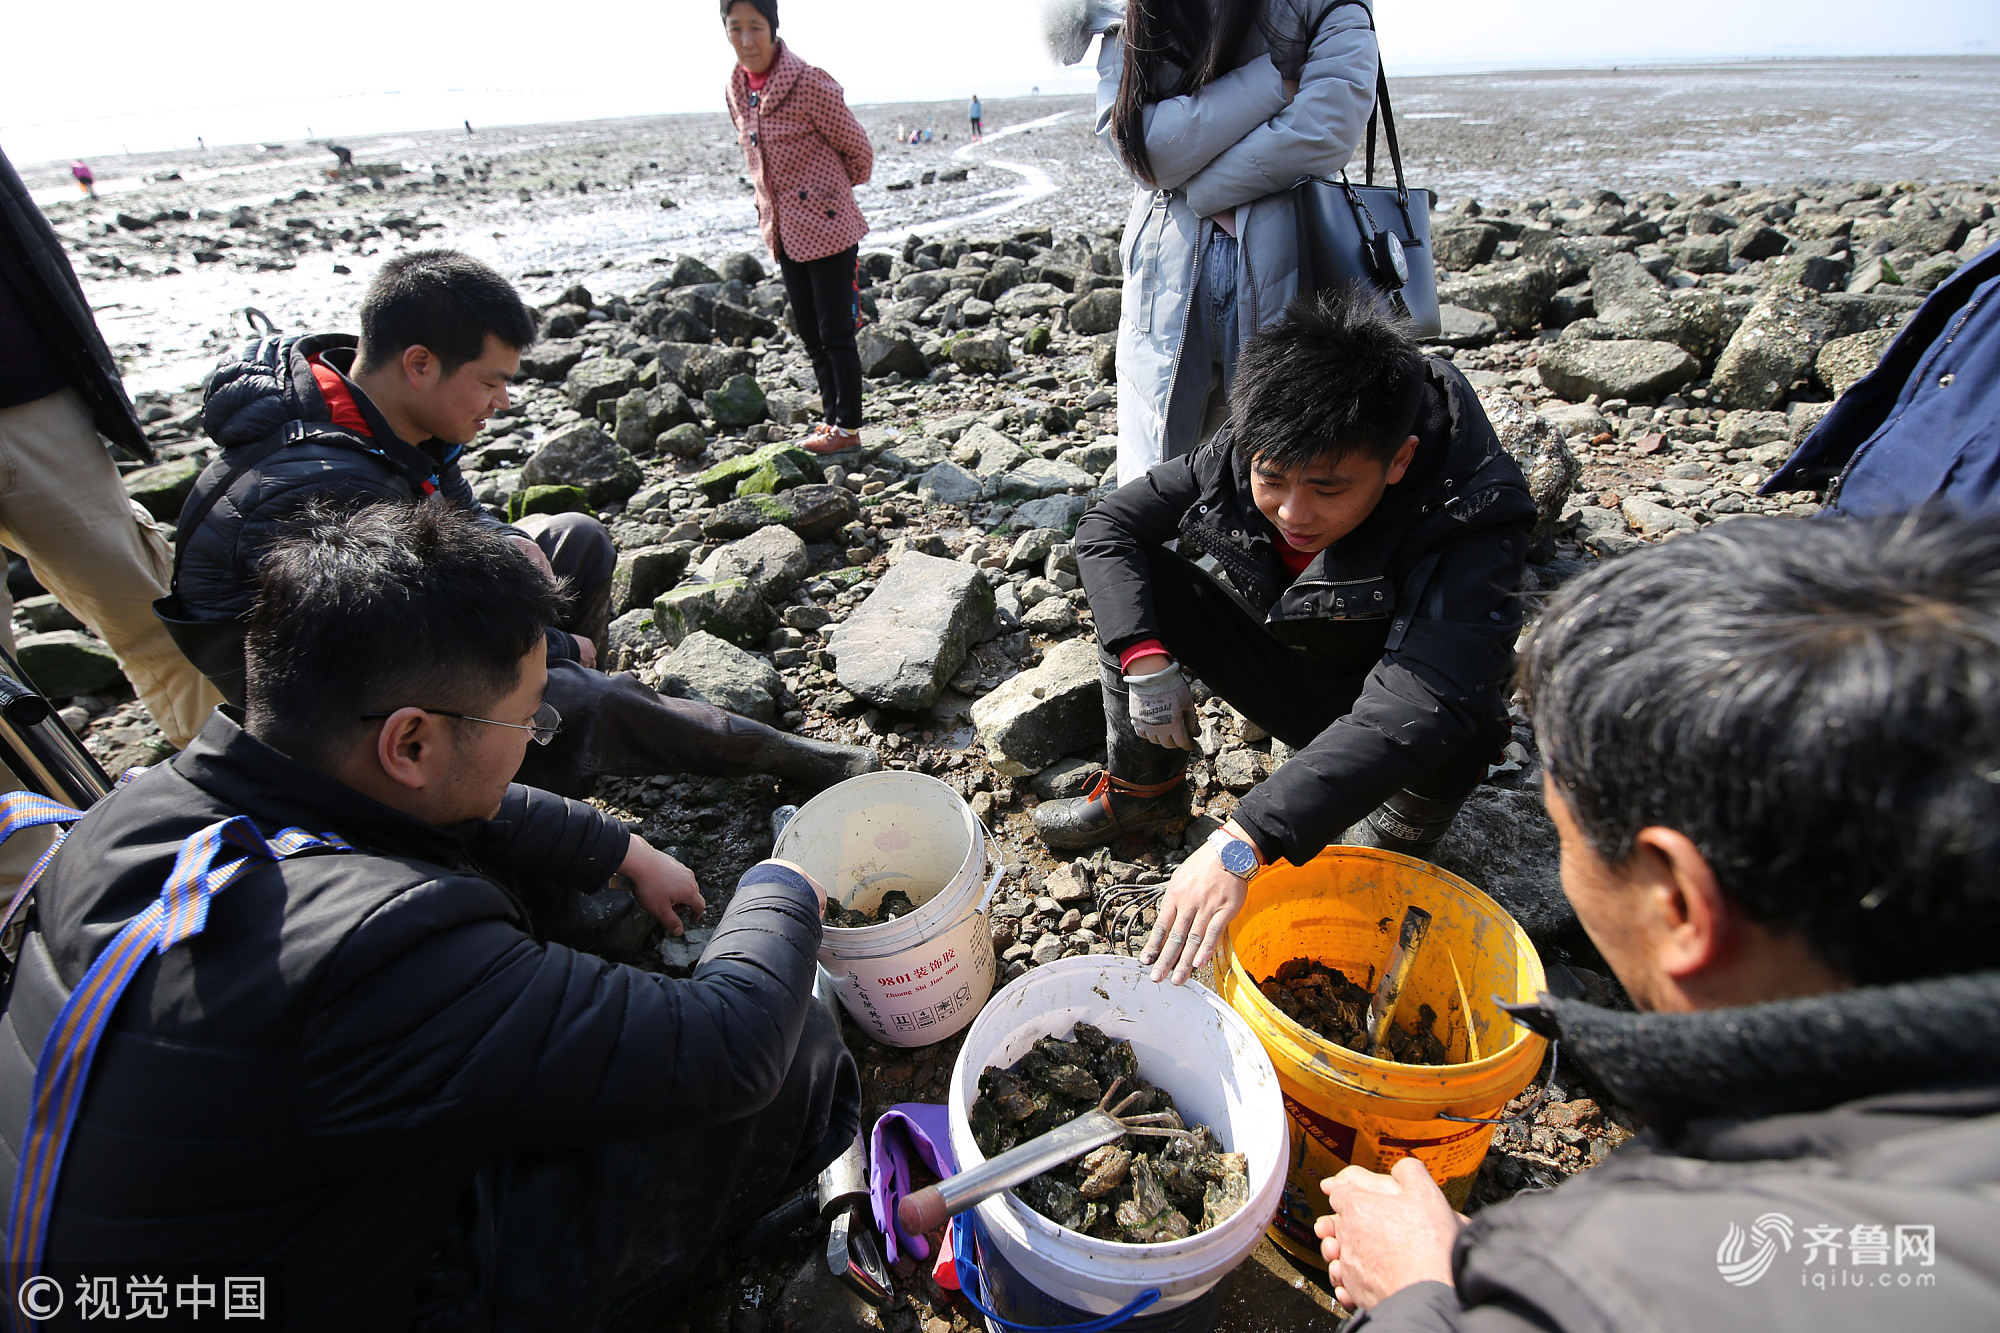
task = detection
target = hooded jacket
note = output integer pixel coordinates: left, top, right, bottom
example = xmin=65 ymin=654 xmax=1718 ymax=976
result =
xmin=726 ymin=42 xmax=873 ymax=265
xmin=169 ymin=333 xmax=564 ymax=641
xmin=0 ymin=145 xmax=151 ymax=457
xmin=1075 ymin=357 xmax=1532 ymax=863
xmin=1352 ymin=970 xmax=2000 ymax=1331
xmin=1087 ymin=0 xmax=1379 ymax=482
xmin=0 ymin=710 xmax=827 ymax=1328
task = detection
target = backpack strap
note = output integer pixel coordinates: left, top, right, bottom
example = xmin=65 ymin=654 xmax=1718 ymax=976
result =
xmin=167 ymin=422 xmax=317 ymax=596
xmin=0 ymin=805 xmax=350 ymax=1282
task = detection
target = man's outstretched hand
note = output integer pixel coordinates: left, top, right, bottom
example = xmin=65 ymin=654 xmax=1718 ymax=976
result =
xmin=1315 ymin=1157 xmax=1465 ymax=1311
xmin=1140 ymin=818 xmax=1255 ymax=986
xmin=620 ymin=834 xmax=705 ymax=933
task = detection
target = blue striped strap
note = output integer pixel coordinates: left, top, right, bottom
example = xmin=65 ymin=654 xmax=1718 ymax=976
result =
xmin=0 ymin=806 xmax=349 ymax=1296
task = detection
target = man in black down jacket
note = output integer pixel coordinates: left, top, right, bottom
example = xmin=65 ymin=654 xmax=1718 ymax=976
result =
xmin=1040 ymin=289 xmax=1533 ymax=984
xmin=0 ymin=500 xmax=859 ymax=1329
xmin=170 ymin=248 xmax=875 ymax=799
xmin=1319 ymin=511 xmax=2000 ymax=1331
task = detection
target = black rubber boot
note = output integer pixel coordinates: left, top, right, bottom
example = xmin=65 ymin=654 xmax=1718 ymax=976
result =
xmin=1031 ymin=771 xmax=1193 ymax=852
xmin=1032 ymin=661 xmax=1193 ymax=852
xmin=1338 ymin=785 xmax=1472 ymax=862
xmin=747 ymin=732 xmax=883 ymax=790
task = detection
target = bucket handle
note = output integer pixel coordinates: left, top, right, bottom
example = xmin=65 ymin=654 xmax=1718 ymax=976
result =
xmin=1437 ymin=1040 xmax=1561 ymax=1126
xmin=950 ymin=1214 xmax=1161 ymax=1332
xmin=975 ymin=815 xmax=1008 ymax=914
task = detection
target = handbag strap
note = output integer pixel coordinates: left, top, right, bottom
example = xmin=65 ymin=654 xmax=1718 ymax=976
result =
xmin=1309 ymin=0 xmax=1411 ymax=203
xmin=1 ymin=803 xmax=350 ymax=1288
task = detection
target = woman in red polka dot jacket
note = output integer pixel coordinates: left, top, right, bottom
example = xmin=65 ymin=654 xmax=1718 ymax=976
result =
xmin=723 ymin=0 xmax=875 ymax=454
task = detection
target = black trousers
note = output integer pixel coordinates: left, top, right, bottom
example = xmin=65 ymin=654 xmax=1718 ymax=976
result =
xmin=420 ymin=1004 xmax=861 ymax=1332
xmin=777 ymin=245 xmax=864 ymax=430
xmin=1101 ymin=546 xmax=1495 ymax=806
xmin=513 ymin=511 xmax=616 ymax=649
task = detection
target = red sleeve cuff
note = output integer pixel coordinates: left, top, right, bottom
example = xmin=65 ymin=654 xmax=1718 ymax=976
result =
xmin=1118 ymin=639 xmax=1169 ymax=672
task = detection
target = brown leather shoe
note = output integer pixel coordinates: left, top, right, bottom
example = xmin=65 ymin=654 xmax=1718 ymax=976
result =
xmin=1030 ymin=771 xmax=1191 ymax=852
xmin=800 ymin=424 xmax=862 ymax=455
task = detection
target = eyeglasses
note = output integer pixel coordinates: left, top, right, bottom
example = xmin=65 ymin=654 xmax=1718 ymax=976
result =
xmin=357 ymin=701 xmax=562 ymax=746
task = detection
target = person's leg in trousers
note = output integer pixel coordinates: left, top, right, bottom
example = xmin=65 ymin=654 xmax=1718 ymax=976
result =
xmin=480 ymin=1001 xmax=862 ymax=1332
xmin=512 ymin=511 xmax=616 ymax=650
xmin=777 ymin=247 xmax=838 ymax=429
xmin=0 ymin=389 xmax=221 ymax=748
xmin=801 ymin=247 xmax=863 ymax=432
xmin=519 ymin=662 xmax=880 ymax=799
xmin=0 ymin=389 xmax=223 ymax=899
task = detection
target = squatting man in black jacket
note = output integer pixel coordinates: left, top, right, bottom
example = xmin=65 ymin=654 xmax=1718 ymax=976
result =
xmin=1036 ymin=288 xmax=1535 ymax=983
xmin=167 ymin=248 xmax=877 ymax=803
xmin=1319 ymin=510 xmax=2000 ymax=1330
xmin=0 ymin=500 xmax=860 ymax=1328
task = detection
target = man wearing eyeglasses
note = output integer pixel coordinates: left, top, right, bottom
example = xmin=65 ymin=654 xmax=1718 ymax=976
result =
xmin=0 ymin=499 xmax=861 ymax=1328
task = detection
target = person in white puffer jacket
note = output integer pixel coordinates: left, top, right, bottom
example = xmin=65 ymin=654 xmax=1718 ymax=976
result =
xmin=1047 ymin=0 xmax=1380 ymax=484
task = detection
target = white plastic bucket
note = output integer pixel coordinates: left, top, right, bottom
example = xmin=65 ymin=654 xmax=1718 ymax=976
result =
xmin=946 ymin=956 xmax=1289 ymax=1322
xmin=773 ymin=771 xmax=1000 ymax=1048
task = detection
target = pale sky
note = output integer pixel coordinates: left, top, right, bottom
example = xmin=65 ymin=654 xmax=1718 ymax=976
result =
xmin=4 ymin=0 xmax=1995 ymax=164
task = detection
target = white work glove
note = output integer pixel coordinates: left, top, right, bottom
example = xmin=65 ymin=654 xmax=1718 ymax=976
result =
xmin=1043 ymin=0 xmax=1125 ymax=65
xmin=1125 ymin=660 xmax=1201 ymax=751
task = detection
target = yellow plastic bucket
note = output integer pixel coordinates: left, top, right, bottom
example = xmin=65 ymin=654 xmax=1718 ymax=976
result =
xmin=1213 ymin=846 xmax=1548 ymax=1262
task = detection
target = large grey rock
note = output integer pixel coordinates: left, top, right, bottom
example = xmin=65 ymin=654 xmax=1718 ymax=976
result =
xmin=733 ymin=483 xmax=860 ymax=541
xmin=123 ymin=456 xmax=203 ymax=522
xmin=1621 ymin=495 xmax=1698 ymax=537
xmin=970 ymin=637 xmax=1103 ymax=777
xmin=711 ymin=299 xmax=777 ymax=342
xmin=893 ymin=270 xmax=953 ymax=305
xmin=17 ymin=631 xmax=123 ymax=698
xmin=1431 ymin=222 xmax=1500 ymax=271
xmin=610 ymin=544 xmax=690 ymax=615
xmin=1428 ymin=785 xmax=1576 ymax=945
xmin=521 ymin=423 xmax=644 ymax=507
xmin=1435 ymin=264 xmax=1559 ymax=334
xmin=994 ymin=282 xmax=1065 ymax=319
xmin=992 ymin=458 xmax=1096 ymax=501
xmin=651 ymin=578 xmax=773 ymax=648
xmin=657 ymin=344 xmax=758 ymax=395
xmin=825 ymin=553 xmax=994 ymax=711
xmin=613 ymin=384 xmax=695 ymax=453
xmin=657 ymin=631 xmax=783 ymax=723
xmin=1432 ymin=305 xmax=1499 ymax=349
xmin=669 ymin=254 xmax=722 ymax=287
xmin=563 ymin=357 xmax=638 ymax=415
xmin=1066 ymin=288 xmax=1122 ymax=336
xmin=703 ymin=374 xmax=767 ymax=426
xmin=856 ymin=326 xmax=928 ymax=379
xmin=1537 ymin=339 xmax=1698 ymax=403
xmin=520 ymin=338 xmax=587 ymax=381
xmin=1479 ymin=396 xmax=1582 ymax=549
xmin=604 ymin=607 xmax=669 ymax=672
xmin=1815 ymin=328 xmax=1897 ymax=397
xmin=917 ymin=461 xmax=984 ymax=506
xmin=1012 ymin=494 xmax=1091 ymax=533
xmin=698 ymin=524 xmax=808 ymax=602
xmin=1710 ymin=286 xmax=1842 ymax=410
xmin=950 ymin=331 xmax=1014 ymax=376
xmin=695 ymin=442 xmax=819 ymax=500
xmin=1589 ymin=253 xmax=1723 ymax=356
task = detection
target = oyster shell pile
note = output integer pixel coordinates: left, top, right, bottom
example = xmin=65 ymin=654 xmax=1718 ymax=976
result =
xmin=1258 ymin=957 xmax=1450 ymax=1065
xmin=968 ymin=1022 xmax=1251 ymax=1244
xmin=824 ymin=889 xmax=918 ymax=929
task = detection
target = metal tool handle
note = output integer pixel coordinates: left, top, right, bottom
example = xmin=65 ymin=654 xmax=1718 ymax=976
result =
xmin=1363 ymin=905 xmax=1433 ymax=1055
xmin=897 ymin=1109 xmax=1124 ymax=1236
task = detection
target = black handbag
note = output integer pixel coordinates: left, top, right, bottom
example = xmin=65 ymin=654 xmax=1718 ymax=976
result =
xmin=1291 ymin=4 xmax=1440 ymax=337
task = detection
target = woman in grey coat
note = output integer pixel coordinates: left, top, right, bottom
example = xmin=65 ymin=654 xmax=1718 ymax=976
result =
xmin=1052 ymin=0 xmax=1379 ymax=483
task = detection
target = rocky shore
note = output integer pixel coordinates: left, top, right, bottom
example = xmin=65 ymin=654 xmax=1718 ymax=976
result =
xmin=15 ymin=64 xmax=2000 ymax=1333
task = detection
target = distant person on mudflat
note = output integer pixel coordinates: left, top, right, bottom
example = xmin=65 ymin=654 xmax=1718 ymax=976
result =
xmin=69 ymin=160 xmax=95 ymax=198
xmin=722 ymin=0 xmax=874 ymax=455
xmin=167 ymin=250 xmax=876 ymax=838
xmin=1052 ymin=0 xmax=1380 ymax=485
xmin=969 ymin=94 xmax=984 ymax=140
